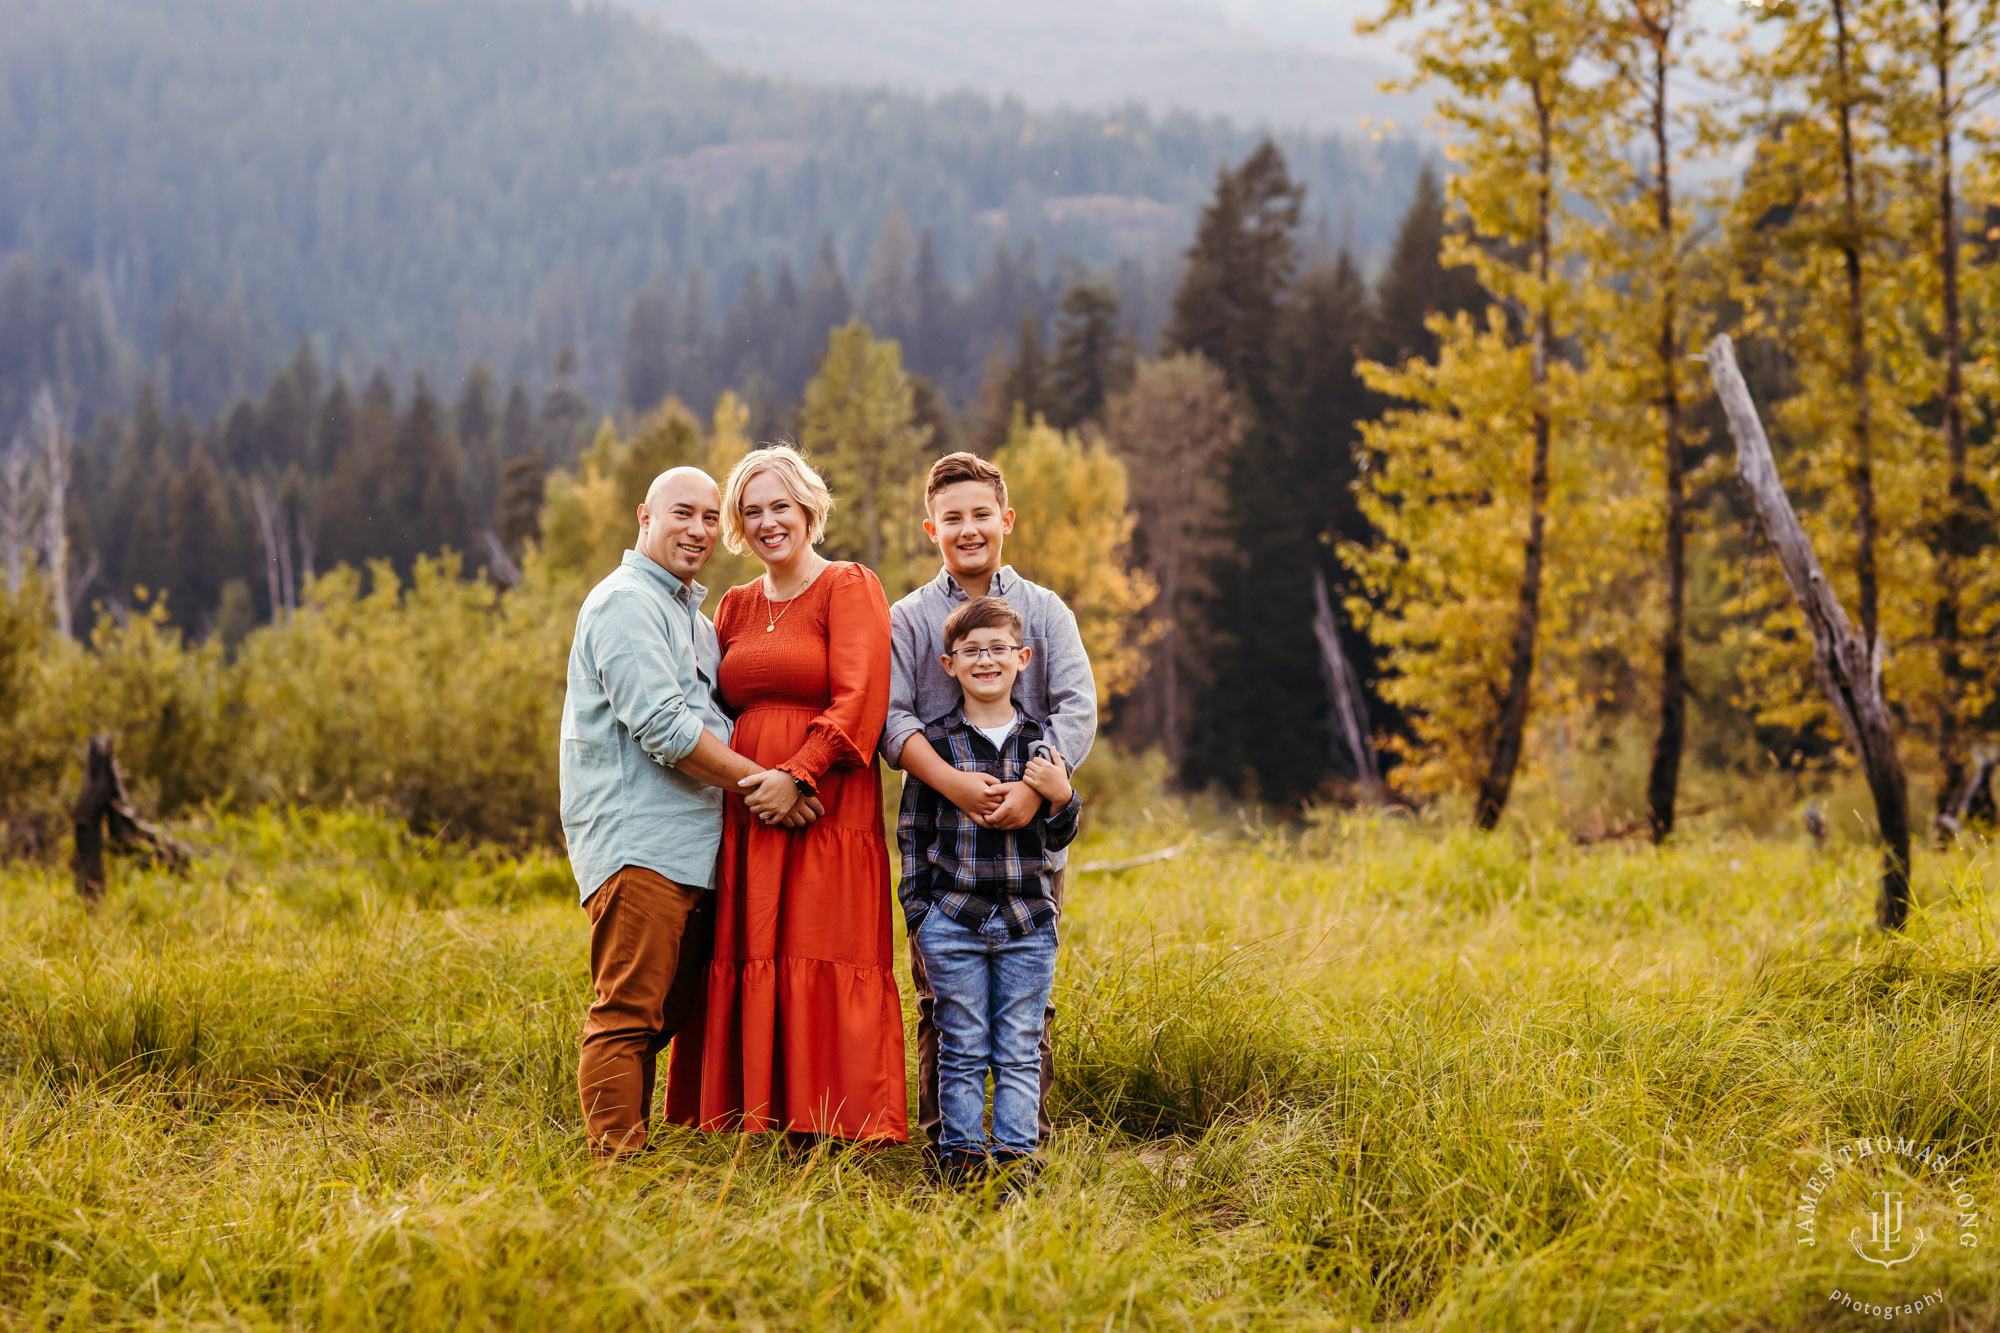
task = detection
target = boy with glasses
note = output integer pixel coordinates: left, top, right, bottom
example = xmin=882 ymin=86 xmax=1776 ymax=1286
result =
xmin=897 ymin=595 xmax=1080 ymax=1192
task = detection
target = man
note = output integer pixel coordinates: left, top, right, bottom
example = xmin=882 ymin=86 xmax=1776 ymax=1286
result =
xmin=561 ymin=465 xmax=817 ymax=1157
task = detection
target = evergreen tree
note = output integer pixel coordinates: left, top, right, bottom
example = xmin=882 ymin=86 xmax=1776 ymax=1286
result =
xmin=495 ymin=455 xmax=546 ymax=556
xmin=1164 ymin=141 xmax=1303 ymax=421
xmin=1050 ymin=282 xmax=1131 ymax=429
xmin=622 ymin=284 xmax=673 ymax=414
xmin=165 ymin=444 xmax=232 ymax=629
xmin=910 ymin=230 xmax=958 ymax=378
xmin=1101 ymin=353 xmax=1240 ymax=768
xmin=801 ymin=321 xmax=932 ymax=601
xmin=1373 ymin=164 xmax=1485 ymax=367
xmin=499 ymin=382 xmax=534 ymax=460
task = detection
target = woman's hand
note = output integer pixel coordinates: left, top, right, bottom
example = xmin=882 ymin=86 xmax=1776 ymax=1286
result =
xmin=739 ymin=768 xmax=804 ymax=824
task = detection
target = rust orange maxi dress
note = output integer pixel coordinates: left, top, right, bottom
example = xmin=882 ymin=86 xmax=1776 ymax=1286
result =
xmin=663 ymin=561 xmax=909 ymax=1141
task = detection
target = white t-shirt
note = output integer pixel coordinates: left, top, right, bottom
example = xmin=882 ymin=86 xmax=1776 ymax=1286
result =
xmin=974 ymin=715 xmax=1017 ymax=751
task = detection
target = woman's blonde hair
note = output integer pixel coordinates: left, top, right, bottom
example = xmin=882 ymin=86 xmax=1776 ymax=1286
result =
xmin=720 ymin=443 xmax=835 ymax=554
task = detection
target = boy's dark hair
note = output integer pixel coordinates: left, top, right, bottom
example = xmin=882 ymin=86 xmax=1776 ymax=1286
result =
xmin=942 ymin=596 xmax=1023 ymax=651
xmin=926 ymin=451 xmax=1008 ymax=511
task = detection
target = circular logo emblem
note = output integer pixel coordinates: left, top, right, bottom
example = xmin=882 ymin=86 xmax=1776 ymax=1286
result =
xmin=1794 ymin=1135 xmax=1980 ymax=1320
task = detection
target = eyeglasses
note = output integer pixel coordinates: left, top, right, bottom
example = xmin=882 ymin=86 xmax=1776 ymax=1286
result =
xmin=947 ymin=644 xmax=1025 ymax=662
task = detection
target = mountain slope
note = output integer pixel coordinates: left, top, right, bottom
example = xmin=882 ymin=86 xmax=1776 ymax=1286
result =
xmin=0 ymin=0 xmax=1426 ymax=417
xmin=620 ymin=0 xmax=1424 ymax=134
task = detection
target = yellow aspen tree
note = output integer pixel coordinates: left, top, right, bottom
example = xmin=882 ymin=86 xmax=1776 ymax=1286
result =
xmin=1581 ymin=0 xmax=1714 ymax=840
xmin=1724 ymin=0 xmax=1933 ymax=788
xmin=1356 ymin=0 xmax=1609 ymax=824
xmin=1876 ymin=0 xmax=2000 ymax=810
xmin=992 ymin=413 xmax=1156 ymax=710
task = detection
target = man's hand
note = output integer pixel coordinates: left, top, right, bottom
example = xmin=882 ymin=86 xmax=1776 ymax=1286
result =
xmin=777 ymin=794 xmax=825 ymax=829
xmin=984 ymin=781 xmax=1045 ymax=830
xmin=739 ymin=769 xmax=803 ymax=824
xmin=1023 ymin=749 xmax=1072 ymax=805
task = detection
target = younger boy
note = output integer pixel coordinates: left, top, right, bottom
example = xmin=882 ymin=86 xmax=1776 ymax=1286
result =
xmin=897 ymin=596 xmax=1081 ymax=1188
xmin=884 ymin=451 xmax=1099 ymax=1155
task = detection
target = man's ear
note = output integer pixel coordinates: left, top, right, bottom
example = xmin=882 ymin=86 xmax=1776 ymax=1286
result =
xmin=1000 ymin=507 xmax=1017 ymax=535
xmin=922 ymin=514 xmax=939 ymax=545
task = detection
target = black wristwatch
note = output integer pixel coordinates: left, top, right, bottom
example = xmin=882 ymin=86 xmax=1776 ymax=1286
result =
xmin=793 ymin=776 xmax=814 ymax=797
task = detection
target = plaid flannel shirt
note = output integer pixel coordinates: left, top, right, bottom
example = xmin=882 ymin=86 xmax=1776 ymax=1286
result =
xmin=896 ymin=704 xmax=1083 ymax=939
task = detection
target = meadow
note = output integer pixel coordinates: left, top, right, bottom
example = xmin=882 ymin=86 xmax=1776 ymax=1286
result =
xmin=3 ymin=794 xmax=1998 ymax=1331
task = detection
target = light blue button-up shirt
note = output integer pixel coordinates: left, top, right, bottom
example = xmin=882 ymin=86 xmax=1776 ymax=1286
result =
xmin=560 ymin=550 xmax=733 ymax=902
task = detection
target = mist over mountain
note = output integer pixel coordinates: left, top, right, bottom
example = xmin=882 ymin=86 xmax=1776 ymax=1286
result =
xmin=620 ymin=0 xmax=1425 ymax=134
xmin=0 ymin=0 xmax=1429 ymax=435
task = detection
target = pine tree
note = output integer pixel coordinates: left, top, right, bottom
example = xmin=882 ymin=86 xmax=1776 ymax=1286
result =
xmin=1164 ymin=141 xmax=1302 ymax=422
xmin=801 ymin=321 xmax=932 ymax=601
xmin=910 ymin=230 xmax=958 ymax=379
xmin=165 ymin=444 xmax=232 ymax=629
xmin=1372 ymin=165 xmax=1485 ymax=367
xmin=1049 ymin=282 xmax=1131 ymax=429
xmin=622 ymin=283 xmax=674 ymax=414
xmin=1101 ymin=353 xmax=1240 ymax=767
xmin=499 ymin=382 xmax=533 ymax=460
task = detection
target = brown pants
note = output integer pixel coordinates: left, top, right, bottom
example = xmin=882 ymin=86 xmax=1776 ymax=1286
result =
xmin=910 ymin=867 xmax=1063 ymax=1147
xmin=578 ymin=866 xmax=713 ymax=1156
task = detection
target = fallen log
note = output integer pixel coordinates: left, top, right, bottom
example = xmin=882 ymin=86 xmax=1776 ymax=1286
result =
xmin=1704 ymin=334 xmax=1913 ymax=929
xmin=71 ymin=735 xmax=192 ymax=903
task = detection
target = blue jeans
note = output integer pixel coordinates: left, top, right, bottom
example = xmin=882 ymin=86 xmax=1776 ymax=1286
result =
xmin=911 ymin=910 xmax=1059 ymax=1156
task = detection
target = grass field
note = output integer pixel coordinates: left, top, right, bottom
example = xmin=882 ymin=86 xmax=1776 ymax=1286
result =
xmin=2 ymin=801 xmax=1998 ymax=1329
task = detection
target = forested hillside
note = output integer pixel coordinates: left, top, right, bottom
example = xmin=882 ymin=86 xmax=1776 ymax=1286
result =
xmin=0 ymin=0 xmax=1425 ymax=439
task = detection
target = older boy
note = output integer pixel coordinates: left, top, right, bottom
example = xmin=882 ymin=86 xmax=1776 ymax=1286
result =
xmin=898 ymin=597 xmax=1080 ymax=1187
xmin=883 ymin=451 xmax=1098 ymax=1153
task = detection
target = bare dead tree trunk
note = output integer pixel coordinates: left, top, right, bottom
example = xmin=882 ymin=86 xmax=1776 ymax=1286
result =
xmin=249 ymin=477 xmax=287 ymax=623
xmin=1476 ymin=85 xmax=1554 ymax=832
xmin=1929 ymin=0 xmax=1969 ymax=818
xmin=1312 ymin=564 xmax=1381 ymax=797
xmin=0 ymin=438 xmax=29 ymax=595
xmin=1832 ymin=0 xmax=1881 ymax=649
xmin=32 ymin=386 xmax=69 ymax=638
xmin=1707 ymin=334 xmax=1912 ymax=929
xmin=1641 ymin=16 xmax=1685 ymax=845
xmin=71 ymin=735 xmax=193 ymax=904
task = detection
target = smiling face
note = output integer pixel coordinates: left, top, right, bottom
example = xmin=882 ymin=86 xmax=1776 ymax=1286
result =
xmin=738 ymin=468 xmax=813 ymax=571
xmin=925 ymin=479 xmax=1014 ymax=583
xmin=941 ymin=624 xmax=1029 ymax=711
xmin=635 ymin=468 xmax=721 ymax=584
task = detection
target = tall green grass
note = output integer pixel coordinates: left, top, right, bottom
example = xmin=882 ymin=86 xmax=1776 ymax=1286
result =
xmin=2 ymin=805 xmax=1997 ymax=1328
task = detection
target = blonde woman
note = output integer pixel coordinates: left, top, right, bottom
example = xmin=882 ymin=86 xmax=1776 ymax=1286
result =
xmin=663 ymin=444 xmax=908 ymax=1143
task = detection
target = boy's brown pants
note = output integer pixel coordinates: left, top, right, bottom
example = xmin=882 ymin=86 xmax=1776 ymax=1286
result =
xmin=578 ymin=866 xmax=713 ymax=1156
xmin=909 ymin=867 xmax=1063 ymax=1147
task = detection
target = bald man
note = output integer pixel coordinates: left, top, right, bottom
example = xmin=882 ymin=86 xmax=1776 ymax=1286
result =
xmin=561 ymin=467 xmax=817 ymax=1156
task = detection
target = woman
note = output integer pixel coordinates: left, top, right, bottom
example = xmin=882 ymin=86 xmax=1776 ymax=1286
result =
xmin=664 ymin=445 xmax=908 ymax=1142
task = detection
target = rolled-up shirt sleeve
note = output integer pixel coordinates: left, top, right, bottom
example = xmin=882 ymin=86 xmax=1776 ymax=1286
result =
xmin=880 ymin=599 xmax=925 ymax=769
xmin=1040 ymin=601 xmax=1098 ymax=773
xmin=592 ymin=590 xmax=706 ymax=767
xmin=1042 ymin=790 xmax=1083 ymax=851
